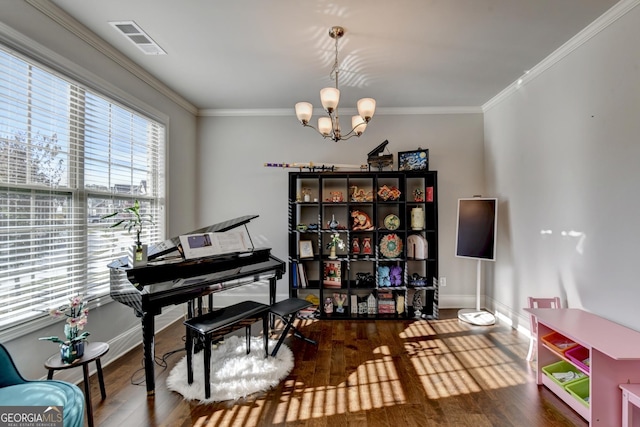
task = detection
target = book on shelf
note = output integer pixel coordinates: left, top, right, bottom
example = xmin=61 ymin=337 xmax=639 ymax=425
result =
xmin=298 ymin=263 xmax=308 ymax=288
xmin=378 ymin=290 xmax=396 ymax=314
xmin=292 ymin=261 xmax=298 ymax=288
xmin=323 ymin=260 xmax=341 ymax=288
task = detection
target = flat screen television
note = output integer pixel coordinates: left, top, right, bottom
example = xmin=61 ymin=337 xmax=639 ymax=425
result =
xmin=455 ymin=198 xmax=498 ymax=261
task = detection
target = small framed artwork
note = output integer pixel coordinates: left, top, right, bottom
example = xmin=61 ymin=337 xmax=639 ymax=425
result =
xmin=299 ymin=240 xmax=314 ymax=259
xmin=398 ymin=149 xmax=429 ymax=171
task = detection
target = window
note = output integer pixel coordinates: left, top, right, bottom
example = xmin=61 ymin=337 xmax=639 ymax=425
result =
xmin=0 ymin=45 xmax=165 ymax=332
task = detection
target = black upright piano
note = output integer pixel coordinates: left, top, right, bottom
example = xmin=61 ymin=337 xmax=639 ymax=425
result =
xmin=108 ymin=215 xmax=285 ymax=394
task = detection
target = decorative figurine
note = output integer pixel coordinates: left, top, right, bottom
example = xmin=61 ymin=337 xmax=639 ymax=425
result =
xmin=390 ymin=265 xmax=402 ymax=286
xmin=326 ymin=191 xmax=343 ymax=203
xmin=413 ymin=188 xmax=424 ymax=202
xmin=361 ymin=237 xmax=373 ymax=256
xmin=328 ymin=214 xmax=339 ymax=230
xmin=377 ymin=266 xmax=390 ymax=287
xmin=334 ymin=293 xmax=347 ymax=313
xmin=377 ymin=185 xmax=401 ymax=201
xmin=367 ymin=294 xmax=376 ymax=314
xmin=352 ymin=237 xmax=360 ymax=255
xmin=302 ymin=188 xmax=312 ymax=202
xmin=324 ymin=297 xmax=334 ymax=314
xmin=350 ymin=186 xmax=374 ymax=202
xmin=356 ymin=272 xmax=374 ymax=288
xmin=413 ymin=291 xmax=423 ymax=319
xmin=358 ymin=301 xmax=368 ymax=314
xmin=351 ymin=210 xmax=374 ymax=231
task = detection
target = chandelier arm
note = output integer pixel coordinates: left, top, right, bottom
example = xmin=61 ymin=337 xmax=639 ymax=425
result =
xmin=300 ymin=121 xmax=333 ymax=139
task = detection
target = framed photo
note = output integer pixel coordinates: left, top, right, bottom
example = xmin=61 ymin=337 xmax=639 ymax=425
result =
xmin=398 ymin=149 xmax=429 ymax=171
xmin=299 ymin=240 xmax=314 ymax=258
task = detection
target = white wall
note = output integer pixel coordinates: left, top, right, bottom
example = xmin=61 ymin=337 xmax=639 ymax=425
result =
xmin=197 ymin=112 xmax=486 ymax=307
xmin=483 ymin=3 xmax=640 ymax=330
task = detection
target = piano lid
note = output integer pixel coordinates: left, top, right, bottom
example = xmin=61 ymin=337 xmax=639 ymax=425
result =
xmin=147 ymin=214 xmax=259 ymax=261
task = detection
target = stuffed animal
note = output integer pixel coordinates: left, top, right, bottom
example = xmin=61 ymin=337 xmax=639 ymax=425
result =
xmin=377 ymin=266 xmax=390 ymax=287
xmin=390 ymin=266 xmax=402 ymax=286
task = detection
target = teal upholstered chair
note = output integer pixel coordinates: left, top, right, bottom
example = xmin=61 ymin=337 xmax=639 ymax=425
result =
xmin=0 ymin=343 xmax=85 ymax=427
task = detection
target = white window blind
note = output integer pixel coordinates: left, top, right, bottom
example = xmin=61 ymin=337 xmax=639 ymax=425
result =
xmin=0 ymin=45 xmax=165 ymax=331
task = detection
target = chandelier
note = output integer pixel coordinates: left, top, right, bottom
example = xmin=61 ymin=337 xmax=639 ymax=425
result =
xmin=295 ymin=26 xmax=376 ymax=142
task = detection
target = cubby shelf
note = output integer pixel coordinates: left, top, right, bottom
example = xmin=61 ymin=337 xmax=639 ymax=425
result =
xmin=288 ymin=170 xmax=439 ymax=320
xmin=526 ymin=308 xmax=640 ymax=426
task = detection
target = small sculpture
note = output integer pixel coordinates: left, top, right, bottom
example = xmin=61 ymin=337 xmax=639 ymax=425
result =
xmin=328 ymin=214 xmax=339 ymax=230
xmin=377 ymin=266 xmax=390 ymax=287
xmin=334 ymin=293 xmax=347 ymax=313
xmin=361 ymin=237 xmax=373 ymax=255
xmin=377 ymin=185 xmax=401 ymax=201
xmin=389 ymin=265 xmax=402 ymax=286
xmin=352 ymin=237 xmax=360 ymax=255
xmin=350 ymin=186 xmax=374 ymax=202
xmin=413 ymin=291 xmax=423 ymax=319
xmin=324 ymin=297 xmax=334 ymax=314
xmin=351 ymin=210 xmax=373 ymax=231
xmin=356 ymin=272 xmax=374 ymax=288
xmin=327 ymin=191 xmax=343 ymax=202
xmin=413 ymin=188 xmax=424 ymax=202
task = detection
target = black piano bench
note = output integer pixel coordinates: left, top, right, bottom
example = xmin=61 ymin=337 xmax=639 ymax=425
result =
xmin=184 ymin=300 xmax=270 ymax=399
xmin=269 ymin=298 xmax=318 ymax=357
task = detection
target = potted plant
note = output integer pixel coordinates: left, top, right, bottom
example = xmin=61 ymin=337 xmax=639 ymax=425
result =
xmin=39 ymin=295 xmax=90 ymax=364
xmin=101 ymin=199 xmax=154 ymax=266
xmin=326 ymin=233 xmax=345 ymax=259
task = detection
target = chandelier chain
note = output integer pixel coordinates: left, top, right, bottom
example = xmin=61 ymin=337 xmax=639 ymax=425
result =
xmin=330 ymin=34 xmax=339 ymax=85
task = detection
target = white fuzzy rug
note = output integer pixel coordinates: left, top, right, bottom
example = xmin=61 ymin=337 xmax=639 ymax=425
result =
xmin=166 ymin=335 xmax=294 ymax=403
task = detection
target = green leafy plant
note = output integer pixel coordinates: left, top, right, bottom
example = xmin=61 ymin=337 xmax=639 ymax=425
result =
xmin=101 ymin=199 xmax=154 ymax=247
xmin=326 ymin=233 xmax=345 ymax=250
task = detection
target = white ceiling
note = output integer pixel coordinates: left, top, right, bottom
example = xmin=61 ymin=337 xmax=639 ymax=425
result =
xmin=50 ymin=0 xmax=619 ymax=111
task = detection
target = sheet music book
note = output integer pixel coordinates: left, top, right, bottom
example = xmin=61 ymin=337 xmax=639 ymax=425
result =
xmin=179 ymin=230 xmax=251 ymax=259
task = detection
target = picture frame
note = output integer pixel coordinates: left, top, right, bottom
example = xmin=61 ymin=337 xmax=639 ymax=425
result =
xmin=298 ymin=240 xmax=314 ymax=259
xmin=398 ymin=149 xmax=429 ymax=171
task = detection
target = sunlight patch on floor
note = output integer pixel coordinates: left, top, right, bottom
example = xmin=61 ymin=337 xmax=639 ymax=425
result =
xmin=198 ymin=317 xmax=531 ymax=425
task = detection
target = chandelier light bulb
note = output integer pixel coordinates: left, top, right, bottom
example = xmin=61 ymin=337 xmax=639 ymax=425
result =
xmin=295 ymin=102 xmax=313 ymax=124
xmin=320 ymin=87 xmax=340 ymax=113
xmin=352 ymin=116 xmax=367 ymax=135
xmin=318 ymin=117 xmax=333 ymax=136
xmin=357 ymin=98 xmax=376 ymax=121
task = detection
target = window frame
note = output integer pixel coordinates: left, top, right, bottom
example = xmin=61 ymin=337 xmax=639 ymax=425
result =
xmin=0 ymin=32 xmax=168 ymax=341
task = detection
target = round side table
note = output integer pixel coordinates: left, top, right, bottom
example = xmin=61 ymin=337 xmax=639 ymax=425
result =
xmin=45 ymin=341 xmax=109 ymax=427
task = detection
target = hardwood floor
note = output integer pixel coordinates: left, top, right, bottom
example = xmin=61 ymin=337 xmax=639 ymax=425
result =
xmin=84 ymin=310 xmax=587 ymax=427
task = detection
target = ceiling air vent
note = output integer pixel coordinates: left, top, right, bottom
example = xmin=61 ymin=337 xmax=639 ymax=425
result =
xmin=109 ymin=21 xmax=166 ymax=55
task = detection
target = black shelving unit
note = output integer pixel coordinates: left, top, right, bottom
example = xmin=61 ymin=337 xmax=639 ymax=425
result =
xmin=288 ymin=170 xmax=439 ymax=320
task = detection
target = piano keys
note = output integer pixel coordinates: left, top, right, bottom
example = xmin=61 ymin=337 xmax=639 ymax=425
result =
xmin=109 ymin=215 xmax=285 ymax=394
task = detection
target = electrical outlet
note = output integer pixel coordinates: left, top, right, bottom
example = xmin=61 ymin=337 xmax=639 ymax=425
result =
xmin=439 ymin=277 xmax=447 ymax=287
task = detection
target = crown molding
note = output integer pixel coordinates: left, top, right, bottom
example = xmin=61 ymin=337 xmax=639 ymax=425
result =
xmin=198 ymin=106 xmax=482 ymax=117
xmin=483 ymin=0 xmax=640 ymax=112
xmin=25 ymin=0 xmax=198 ymax=116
